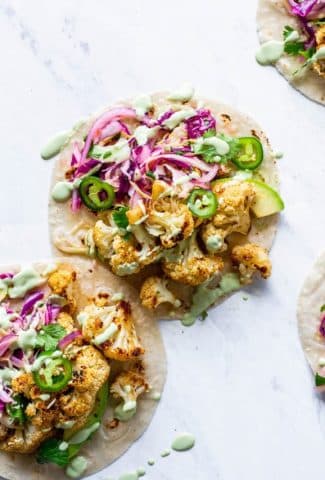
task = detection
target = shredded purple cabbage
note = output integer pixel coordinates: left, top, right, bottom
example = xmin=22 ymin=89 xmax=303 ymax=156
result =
xmin=21 ymin=291 xmax=44 ymax=317
xmin=320 ymin=315 xmax=325 ymax=336
xmin=157 ymin=110 xmax=174 ymax=125
xmin=288 ymin=0 xmax=325 ymax=17
xmin=0 ymin=273 xmax=13 ymax=280
xmin=45 ymin=304 xmax=61 ymax=325
xmin=185 ymin=109 xmax=216 ymax=139
xmin=75 ymin=158 xmax=101 ymax=176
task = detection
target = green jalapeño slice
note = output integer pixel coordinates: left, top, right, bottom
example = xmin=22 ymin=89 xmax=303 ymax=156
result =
xmin=79 ymin=176 xmax=115 ymax=212
xmin=33 ymin=357 xmax=72 ymax=392
xmin=233 ymin=137 xmax=264 ymax=170
xmin=187 ymin=188 xmax=218 ymax=218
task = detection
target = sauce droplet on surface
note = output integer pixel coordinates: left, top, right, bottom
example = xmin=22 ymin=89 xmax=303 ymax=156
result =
xmin=171 ymin=432 xmax=195 ymax=451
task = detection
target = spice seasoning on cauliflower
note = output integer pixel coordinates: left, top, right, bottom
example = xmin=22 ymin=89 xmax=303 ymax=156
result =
xmin=140 ymin=276 xmax=181 ymax=310
xmin=0 ymin=261 xmax=162 ymax=478
xmin=51 ymin=89 xmax=284 ymax=324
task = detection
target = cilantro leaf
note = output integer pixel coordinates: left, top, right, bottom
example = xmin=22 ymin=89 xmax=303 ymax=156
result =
xmin=217 ymin=134 xmax=241 ymax=163
xmin=284 ymin=41 xmax=309 ymax=56
xmin=146 ymin=171 xmax=156 ymax=180
xmin=315 ymin=372 xmax=325 ymax=387
xmin=35 ymin=324 xmax=66 ymax=351
xmin=321 ymin=304 xmax=325 ymax=312
xmin=203 ymin=129 xmax=217 ymax=138
xmin=282 ymin=25 xmax=316 ymax=60
xmin=194 ymin=142 xmax=219 ymax=163
xmin=283 ymin=25 xmax=294 ymax=41
xmin=36 ymin=438 xmax=69 ymax=466
xmin=6 ymin=395 xmax=27 ymax=425
xmin=112 ymin=206 xmax=129 ymax=229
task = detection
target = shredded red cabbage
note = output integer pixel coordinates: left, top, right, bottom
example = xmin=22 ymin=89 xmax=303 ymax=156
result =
xmin=71 ymin=189 xmax=82 ymax=212
xmin=0 ymin=273 xmax=13 ymax=280
xmin=21 ymin=291 xmax=44 ymax=317
xmin=75 ymin=159 xmax=101 ymax=177
xmin=0 ymin=389 xmax=12 ymax=404
xmin=288 ymin=0 xmax=325 ymax=17
xmin=319 ymin=314 xmax=325 ymax=336
xmin=157 ymin=110 xmax=174 ymax=125
xmin=58 ymin=331 xmax=82 ymax=350
xmin=80 ymin=107 xmax=137 ymax=164
xmin=44 ymin=304 xmax=61 ymax=325
xmin=0 ymin=334 xmax=18 ymax=357
xmin=185 ymin=109 xmax=216 ymax=139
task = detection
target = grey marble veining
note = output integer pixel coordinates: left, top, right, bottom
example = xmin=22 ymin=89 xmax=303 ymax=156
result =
xmin=0 ymin=0 xmax=325 ymax=479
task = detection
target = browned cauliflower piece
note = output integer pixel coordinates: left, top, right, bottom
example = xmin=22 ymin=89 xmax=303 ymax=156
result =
xmin=0 ymin=424 xmax=53 ymax=454
xmin=313 ymin=25 xmax=325 ymax=78
xmin=162 ymin=230 xmax=224 ymax=286
xmin=3 ymin=345 xmax=110 ymax=453
xmin=57 ymin=311 xmax=75 ymax=333
xmin=92 ymin=220 xmax=119 ymax=259
xmin=78 ymin=301 xmax=144 ymax=361
xmin=111 ymin=370 xmax=148 ymax=420
xmin=145 ymin=184 xmax=194 ymax=249
xmin=0 ymin=424 xmax=8 ymax=442
xmin=140 ymin=276 xmax=181 ymax=310
xmin=200 ymin=222 xmax=228 ymax=254
xmin=211 ymin=180 xmax=256 ymax=242
xmin=12 ymin=372 xmax=35 ymax=397
xmin=47 ymin=264 xmax=76 ymax=295
xmin=93 ymin=220 xmax=160 ymax=275
xmin=109 ymin=234 xmax=141 ymax=276
xmin=231 ymin=243 xmax=272 ymax=284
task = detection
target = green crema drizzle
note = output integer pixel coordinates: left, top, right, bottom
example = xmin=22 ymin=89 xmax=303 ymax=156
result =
xmin=182 ymin=273 xmax=241 ymax=326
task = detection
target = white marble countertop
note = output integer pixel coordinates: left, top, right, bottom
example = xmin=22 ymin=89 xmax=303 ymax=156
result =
xmin=0 ymin=0 xmax=325 ymax=479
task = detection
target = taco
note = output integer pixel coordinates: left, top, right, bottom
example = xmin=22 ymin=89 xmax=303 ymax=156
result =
xmin=257 ymin=0 xmax=325 ymax=105
xmin=0 ymin=258 xmax=166 ymax=479
xmin=297 ymin=251 xmax=325 ymax=390
xmin=49 ymin=87 xmax=284 ymax=326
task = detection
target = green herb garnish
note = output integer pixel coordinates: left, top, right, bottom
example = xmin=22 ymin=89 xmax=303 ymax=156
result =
xmin=112 ymin=206 xmax=129 ymax=229
xmin=35 ymin=324 xmax=66 ymax=351
xmin=37 ymin=438 xmax=70 ymax=466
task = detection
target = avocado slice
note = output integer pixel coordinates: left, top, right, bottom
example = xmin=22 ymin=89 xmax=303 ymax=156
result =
xmin=247 ymin=179 xmax=284 ymax=218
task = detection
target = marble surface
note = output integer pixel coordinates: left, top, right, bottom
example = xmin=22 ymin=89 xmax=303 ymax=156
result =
xmin=0 ymin=0 xmax=325 ymax=479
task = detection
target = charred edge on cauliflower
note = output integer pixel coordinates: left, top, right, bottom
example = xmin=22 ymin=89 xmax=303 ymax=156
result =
xmin=140 ymin=276 xmax=181 ymax=310
xmin=231 ymin=243 xmax=272 ymax=284
xmin=162 ymin=230 xmax=224 ymax=286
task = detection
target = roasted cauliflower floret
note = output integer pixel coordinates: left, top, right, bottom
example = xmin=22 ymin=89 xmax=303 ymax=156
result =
xmin=78 ymin=302 xmax=144 ymax=361
xmin=12 ymin=372 xmax=35 ymax=397
xmin=92 ymin=220 xmax=119 ymax=259
xmin=93 ymin=220 xmax=160 ymax=275
xmin=162 ymin=230 xmax=224 ymax=286
xmin=140 ymin=276 xmax=181 ymax=310
xmin=212 ymin=180 xmax=256 ymax=240
xmin=109 ymin=234 xmax=141 ymax=276
xmin=48 ymin=265 xmax=76 ymax=295
xmin=70 ymin=345 xmax=110 ymax=393
xmin=111 ymin=370 xmax=148 ymax=417
xmin=57 ymin=311 xmax=75 ymax=333
xmin=231 ymin=243 xmax=272 ymax=284
xmin=145 ymin=187 xmax=194 ymax=249
xmin=0 ymin=424 xmax=53 ymax=454
xmin=313 ymin=25 xmax=325 ymax=78
xmin=200 ymin=222 xmax=228 ymax=254
xmin=130 ymin=224 xmax=162 ymax=266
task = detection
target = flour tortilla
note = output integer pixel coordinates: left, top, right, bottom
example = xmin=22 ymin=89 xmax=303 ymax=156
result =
xmin=257 ymin=0 xmax=325 ymax=105
xmin=49 ymin=92 xmax=281 ymax=319
xmin=297 ymin=252 xmax=325 ymax=372
xmin=0 ymin=258 xmax=166 ymax=480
